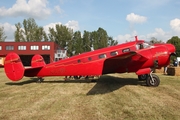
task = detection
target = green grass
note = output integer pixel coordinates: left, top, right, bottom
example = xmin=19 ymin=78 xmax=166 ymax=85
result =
xmin=0 ymin=68 xmax=180 ymax=120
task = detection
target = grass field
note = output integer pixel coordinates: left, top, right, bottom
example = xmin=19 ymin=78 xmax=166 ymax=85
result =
xmin=0 ymin=68 xmax=180 ymax=120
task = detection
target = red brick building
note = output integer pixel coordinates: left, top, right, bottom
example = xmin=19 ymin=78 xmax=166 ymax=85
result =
xmin=0 ymin=42 xmax=67 ymax=66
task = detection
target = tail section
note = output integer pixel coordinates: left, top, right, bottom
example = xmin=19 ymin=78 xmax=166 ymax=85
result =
xmin=31 ymin=54 xmax=46 ymax=67
xmin=4 ymin=52 xmax=25 ymax=81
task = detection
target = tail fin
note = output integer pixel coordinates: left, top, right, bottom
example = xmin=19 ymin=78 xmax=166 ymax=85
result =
xmin=4 ymin=52 xmax=25 ymax=81
xmin=31 ymin=54 xmax=46 ymax=67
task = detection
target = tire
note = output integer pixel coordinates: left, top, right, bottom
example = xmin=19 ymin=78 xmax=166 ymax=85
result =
xmin=138 ymin=74 xmax=148 ymax=81
xmin=146 ymin=74 xmax=160 ymax=87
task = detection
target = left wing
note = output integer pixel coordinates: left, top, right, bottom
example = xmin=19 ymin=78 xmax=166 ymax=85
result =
xmin=102 ymin=51 xmax=148 ymax=74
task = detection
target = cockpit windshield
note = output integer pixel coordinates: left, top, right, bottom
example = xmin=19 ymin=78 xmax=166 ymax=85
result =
xmin=136 ymin=42 xmax=151 ymax=50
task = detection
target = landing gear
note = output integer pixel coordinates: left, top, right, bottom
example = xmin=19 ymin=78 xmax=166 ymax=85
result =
xmin=138 ymin=74 xmax=148 ymax=81
xmin=37 ymin=77 xmax=44 ymax=83
xmin=138 ymin=73 xmax=160 ymax=87
xmin=146 ymin=74 xmax=160 ymax=87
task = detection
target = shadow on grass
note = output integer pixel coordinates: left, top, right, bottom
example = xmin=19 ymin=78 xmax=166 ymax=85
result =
xmin=5 ymin=77 xmax=95 ymax=86
xmin=86 ymin=75 xmax=146 ymax=95
xmin=5 ymin=78 xmax=38 ymax=86
xmin=5 ymin=75 xmax=146 ymax=95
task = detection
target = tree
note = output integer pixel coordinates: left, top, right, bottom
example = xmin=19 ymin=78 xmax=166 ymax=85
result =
xmin=90 ymin=27 xmax=117 ymax=50
xmin=48 ymin=24 xmax=73 ymax=49
xmin=90 ymin=31 xmax=99 ymax=50
xmin=108 ymin=36 xmax=118 ymax=46
xmin=14 ymin=23 xmax=25 ymax=42
xmin=97 ymin=27 xmax=108 ymax=49
xmin=82 ymin=31 xmax=91 ymax=52
xmin=14 ymin=18 xmax=47 ymax=42
xmin=167 ymin=36 xmax=180 ymax=57
xmin=0 ymin=26 xmax=7 ymax=42
xmin=73 ymin=31 xmax=84 ymax=55
xmin=150 ymin=37 xmax=163 ymax=44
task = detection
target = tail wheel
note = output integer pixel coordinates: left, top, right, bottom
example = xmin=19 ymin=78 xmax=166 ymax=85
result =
xmin=138 ymin=74 xmax=148 ymax=81
xmin=146 ymin=74 xmax=160 ymax=87
xmin=37 ymin=77 xmax=44 ymax=83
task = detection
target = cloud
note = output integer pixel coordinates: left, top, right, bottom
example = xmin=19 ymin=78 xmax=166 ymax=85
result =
xmin=65 ymin=20 xmax=79 ymax=31
xmin=170 ymin=18 xmax=180 ymax=32
xmin=0 ymin=22 xmax=16 ymax=41
xmin=126 ymin=13 xmax=147 ymax=24
xmin=44 ymin=20 xmax=79 ymax=33
xmin=115 ymin=28 xmax=172 ymax=43
xmin=0 ymin=0 xmax=51 ymax=19
xmin=54 ymin=5 xmax=63 ymax=14
xmin=43 ymin=22 xmax=62 ymax=33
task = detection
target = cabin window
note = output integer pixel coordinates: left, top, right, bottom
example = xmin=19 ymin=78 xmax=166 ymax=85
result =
xmin=77 ymin=59 xmax=81 ymax=63
xmin=42 ymin=45 xmax=50 ymax=50
xmin=88 ymin=57 xmax=92 ymax=61
xmin=122 ymin=48 xmax=130 ymax=53
xmin=31 ymin=45 xmax=39 ymax=50
xmin=110 ymin=51 xmax=118 ymax=56
xmin=6 ymin=45 xmax=14 ymax=50
xmin=18 ymin=46 xmax=26 ymax=50
xmin=0 ymin=46 xmax=2 ymax=50
xmin=99 ymin=54 xmax=106 ymax=59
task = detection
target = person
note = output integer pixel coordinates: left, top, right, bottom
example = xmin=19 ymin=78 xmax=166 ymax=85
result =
xmin=173 ymin=58 xmax=178 ymax=67
xmin=164 ymin=66 xmax=167 ymax=74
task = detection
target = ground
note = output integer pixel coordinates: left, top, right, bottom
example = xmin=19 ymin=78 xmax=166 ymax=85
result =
xmin=0 ymin=68 xmax=180 ymax=120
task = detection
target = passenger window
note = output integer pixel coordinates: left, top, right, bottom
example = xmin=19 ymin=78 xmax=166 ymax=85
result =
xmin=122 ymin=48 xmax=130 ymax=53
xmin=110 ymin=51 xmax=118 ymax=56
xmin=77 ymin=59 xmax=81 ymax=63
xmin=99 ymin=54 xmax=106 ymax=59
xmin=88 ymin=57 xmax=92 ymax=61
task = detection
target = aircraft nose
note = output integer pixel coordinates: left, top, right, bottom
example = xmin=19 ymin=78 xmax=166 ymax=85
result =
xmin=166 ymin=44 xmax=176 ymax=55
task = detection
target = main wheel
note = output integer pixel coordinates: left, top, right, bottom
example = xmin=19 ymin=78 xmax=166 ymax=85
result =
xmin=138 ymin=74 xmax=148 ymax=81
xmin=146 ymin=74 xmax=160 ymax=87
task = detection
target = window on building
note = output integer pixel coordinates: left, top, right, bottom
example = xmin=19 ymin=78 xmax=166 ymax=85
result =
xmin=0 ymin=46 xmax=2 ymax=50
xmin=18 ymin=46 xmax=26 ymax=50
xmin=110 ymin=51 xmax=118 ymax=56
xmin=6 ymin=45 xmax=14 ymax=50
xmin=31 ymin=45 xmax=39 ymax=50
xmin=42 ymin=45 xmax=50 ymax=50
xmin=99 ymin=54 xmax=106 ymax=59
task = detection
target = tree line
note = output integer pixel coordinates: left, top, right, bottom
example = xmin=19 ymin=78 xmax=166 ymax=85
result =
xmin=14 ymin=18 xmax=118 ymax=56
xmin=0 ymin=18 xmax=180 ymax=57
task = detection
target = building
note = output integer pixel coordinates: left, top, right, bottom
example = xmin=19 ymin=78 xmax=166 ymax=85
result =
xmin=0 ymin=42 xmax=67 ymax=66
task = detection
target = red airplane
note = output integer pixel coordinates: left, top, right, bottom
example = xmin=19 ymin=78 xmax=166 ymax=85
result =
xmin=4 ymin=36 xmax=176 ymax=87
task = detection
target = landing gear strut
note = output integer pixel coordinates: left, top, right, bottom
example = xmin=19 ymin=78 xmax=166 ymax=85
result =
xmin=37 ymin=77 xmax=44 ymax=83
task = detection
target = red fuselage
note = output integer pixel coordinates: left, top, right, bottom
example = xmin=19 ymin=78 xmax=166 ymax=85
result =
xmin=23 ymin=40 xmax=175 ymax=78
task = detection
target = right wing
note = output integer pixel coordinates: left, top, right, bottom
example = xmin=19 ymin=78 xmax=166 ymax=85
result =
xmin=102 ymin=51 xmax=148 ymax=74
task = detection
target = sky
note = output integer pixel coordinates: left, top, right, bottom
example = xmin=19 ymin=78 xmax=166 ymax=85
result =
xmin=0 ymin=0 xmax=180 ymax=43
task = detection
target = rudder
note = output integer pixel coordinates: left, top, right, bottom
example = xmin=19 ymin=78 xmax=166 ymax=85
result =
xmin=4 ymin=52 xmax=25 ymax=81
xmin=31 ymin=54 xmax=46 ymax=68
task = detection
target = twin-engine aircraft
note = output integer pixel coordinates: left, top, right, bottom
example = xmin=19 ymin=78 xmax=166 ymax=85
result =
xmin=4 ymin=37 xmax=176 ymax=87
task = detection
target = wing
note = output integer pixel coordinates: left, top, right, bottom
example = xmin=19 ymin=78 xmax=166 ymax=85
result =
xmin=102 ymin=51 xmax=148 ymax=74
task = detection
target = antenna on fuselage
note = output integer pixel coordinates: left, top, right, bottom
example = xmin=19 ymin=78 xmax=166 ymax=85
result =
xmin=135 ymin=36 xmax=138 ymax=41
